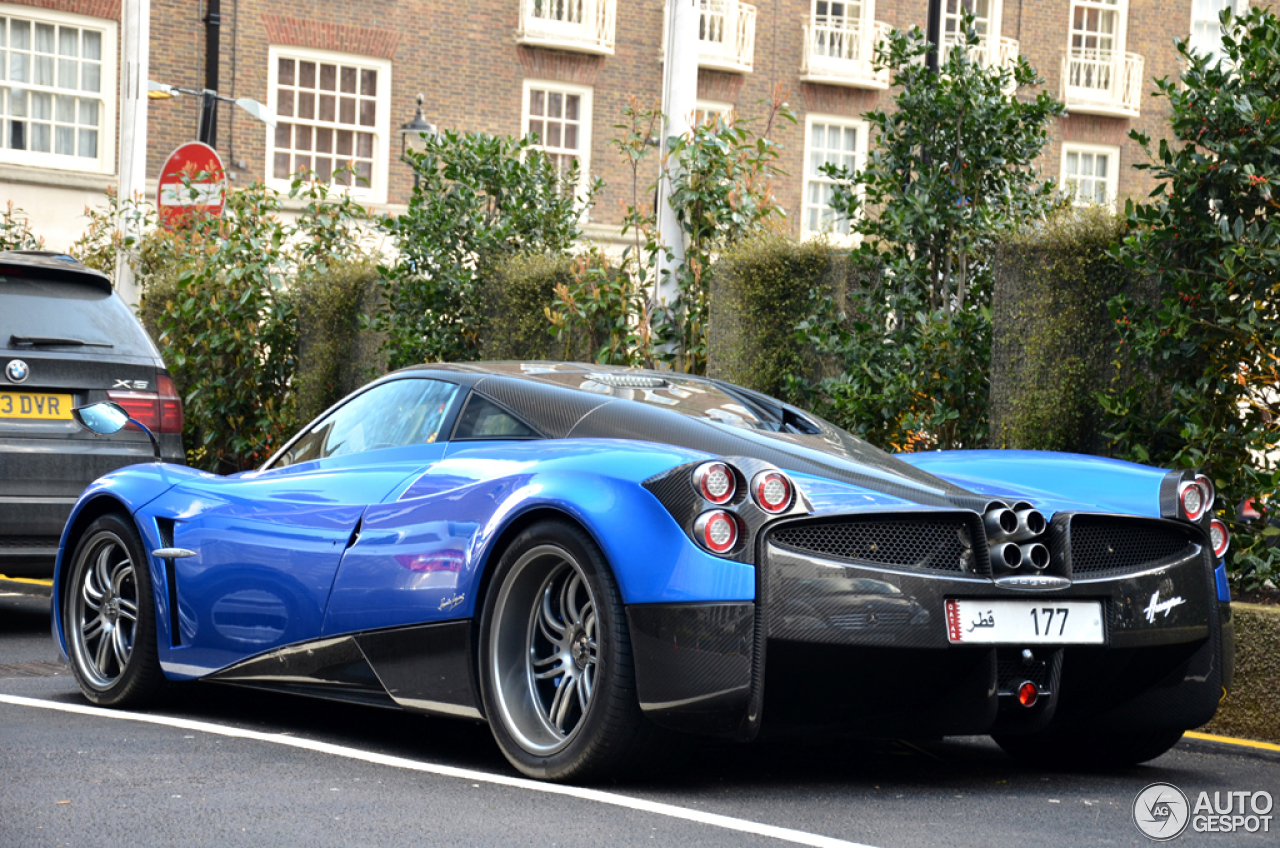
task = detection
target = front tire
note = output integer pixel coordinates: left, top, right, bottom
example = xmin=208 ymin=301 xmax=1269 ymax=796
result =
xmin=994 ymin=728 xmax=1184 ymax=769
xmin=478 ymin=520 xmax=655 ymax=781
xmin=63 ymin=514 xmax=166 ymax=707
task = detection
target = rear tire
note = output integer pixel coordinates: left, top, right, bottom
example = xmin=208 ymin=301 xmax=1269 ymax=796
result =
xmin=478 ymin=520 xmax=662 ymax=781
xmin=994 ymin=728 xmax=1184 ymax=769
xmin=63 ymin=514 xmax=166 ymax=707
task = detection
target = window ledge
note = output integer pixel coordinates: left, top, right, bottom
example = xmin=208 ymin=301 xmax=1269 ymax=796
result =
xmin=0 ymin=163 xmax=116 ymax=193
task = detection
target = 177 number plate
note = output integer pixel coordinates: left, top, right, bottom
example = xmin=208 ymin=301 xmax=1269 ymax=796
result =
xmin=945 ymin=599 xmax=1104 ymax=644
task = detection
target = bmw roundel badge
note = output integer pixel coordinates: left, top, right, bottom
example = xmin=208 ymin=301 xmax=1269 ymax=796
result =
xmin=5 ymin=359 xmax=29 ymax=384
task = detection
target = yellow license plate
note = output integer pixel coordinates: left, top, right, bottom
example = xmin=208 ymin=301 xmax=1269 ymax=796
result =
xmin=0 ymin=391 xmax=73 ymax=420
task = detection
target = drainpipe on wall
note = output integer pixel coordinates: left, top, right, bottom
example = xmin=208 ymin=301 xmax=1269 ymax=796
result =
xmin=198 ymin=0 xmax=222 ymax=148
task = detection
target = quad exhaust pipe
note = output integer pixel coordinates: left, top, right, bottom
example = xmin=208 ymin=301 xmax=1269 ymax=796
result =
xmin=984 ymin=502 xmax=1050 ymax=572
xmin=988 ymin=541 xmax=1051 ymax=571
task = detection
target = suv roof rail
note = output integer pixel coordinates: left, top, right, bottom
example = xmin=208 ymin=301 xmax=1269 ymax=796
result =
xmin=0 ymin=250 xmax=113 ymax=293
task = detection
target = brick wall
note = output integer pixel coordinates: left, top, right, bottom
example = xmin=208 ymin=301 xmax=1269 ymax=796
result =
xmin=137 ymin=0 xmax=1201 ymax=232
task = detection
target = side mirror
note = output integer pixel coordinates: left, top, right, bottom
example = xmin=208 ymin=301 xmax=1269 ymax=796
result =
xmin=72 ymin=401 xmax=131 ymax=435
xmin=72 ymin=401 xmax=161 ymax=461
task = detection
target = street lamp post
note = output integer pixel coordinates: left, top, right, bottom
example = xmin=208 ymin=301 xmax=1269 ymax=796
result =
xmin=147 ymin=82 xmax=275 ymax=144
xmin=398 ymin=93 xmax=438 ymax=192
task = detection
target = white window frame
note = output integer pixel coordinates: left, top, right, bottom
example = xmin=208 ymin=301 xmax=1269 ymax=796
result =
xmin=941 ymin=0 xmax=1003 ymax=63
xmin=693 ymin=98 xmax=733 ymax=127
xmin=1067 ymin=0 xmax=1128 ymax=64
xmin=1061 ymin=142 xmax=1120 ymax=209
xmin=264 ymin=45 xmax=392 ymax=204
xmin=801 ymin=114 xmax=867 ymax=241
xmin=810 ymin=0 xmax=870 ymax=33
xmin=521 ymin=79 xmax=593 ymax=200
xmin=0 ymin=3 xmax=116 ymax=174
xmin=1189 ymin=0 xmax=1248 ymax=64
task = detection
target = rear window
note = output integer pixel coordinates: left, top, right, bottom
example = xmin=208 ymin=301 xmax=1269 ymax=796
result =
xmin=0 ymin=276 xmax=159 ymax=358
xmin=526 ymin=369 xmax=775 ymax=431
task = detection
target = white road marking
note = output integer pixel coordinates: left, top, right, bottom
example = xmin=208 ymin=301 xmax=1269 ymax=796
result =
xmin=0 ymin=693 xmax=877 ymax=848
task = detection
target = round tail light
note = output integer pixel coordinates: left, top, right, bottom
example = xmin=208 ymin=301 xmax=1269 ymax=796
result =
xmin=693 ymin=462 xmax=736 ymax=505
xmin=1018 ymin=681 xmax=1039 ymax=707
xmin=1179 ymin=480 xmax=1206 ymax=521
xmin=751 ymin=470 xmax=793 ymax=514
xmin=1194 ymin=473 xmax=1216 ymax=513
xmin=694 ymin=510 xmax=739 ymax=555
xmin=1209 ymin=518 xmax=1230 ymax=559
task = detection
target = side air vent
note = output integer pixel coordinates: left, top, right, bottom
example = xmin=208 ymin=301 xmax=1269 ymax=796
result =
xmin=155 ymin=518 xmax=181 ymax=647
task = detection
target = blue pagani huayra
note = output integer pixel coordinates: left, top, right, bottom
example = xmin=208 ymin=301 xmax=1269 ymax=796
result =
xmin=53 ymin=362 xmax=1234 ymax=780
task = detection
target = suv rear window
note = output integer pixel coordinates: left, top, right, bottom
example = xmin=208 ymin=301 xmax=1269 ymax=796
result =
xmin=1 ymin=277 xmax=158 ymax=358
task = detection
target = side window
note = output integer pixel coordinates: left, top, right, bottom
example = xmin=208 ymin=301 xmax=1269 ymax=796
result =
xmin=280 ymin=379 xmax=459 ymax=466
xmin=451 ymin=394 xmax=540 ymax=441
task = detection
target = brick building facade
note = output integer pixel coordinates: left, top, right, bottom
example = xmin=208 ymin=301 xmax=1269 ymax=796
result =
xmin=0 ymin=0 xmax=1255 ymax=248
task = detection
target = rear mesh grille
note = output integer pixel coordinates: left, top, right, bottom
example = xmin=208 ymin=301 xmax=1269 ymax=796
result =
xmin=1070 ymin=517 xmax=1196 ymax=577
xmin=770 ymin=517 xmax=978 ymax=573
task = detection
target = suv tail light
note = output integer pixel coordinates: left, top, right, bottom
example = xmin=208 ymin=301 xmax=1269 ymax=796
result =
xmin=157 ymin=374 xmax=183 ymax=434
xmin=108 ymin=374 xmax=184 ymax=435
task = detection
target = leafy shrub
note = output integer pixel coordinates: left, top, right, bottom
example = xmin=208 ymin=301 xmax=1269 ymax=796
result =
xmin=1109 ymin=6 xmax=1280 ymax=587
xmin=143 ymin=183 xmax=296 ymax=473
xmin=547 ymin=251 xmax=651 ymax=366
xmin=377 ymin=131 xmax=596 ymax=369
xmin=0 ymin=202 xmax=44 ymax=251
xmin=658 ymin=95 xmax=794 ymax=372
xmin=802 ymin=14 xmax=1063 ymax=451
xmin=102 ymin=173 xmax=373 ymax=473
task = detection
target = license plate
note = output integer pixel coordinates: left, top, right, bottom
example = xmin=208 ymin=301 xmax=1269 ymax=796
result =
xmin=0 ymin=391 xmax=73 ymax=420
xmin=945 ymin=599 xmax=1104 ymax=644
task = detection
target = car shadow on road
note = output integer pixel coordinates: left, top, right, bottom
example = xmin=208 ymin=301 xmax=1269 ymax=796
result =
xmin=138 ymin=680 xmax=1233 ymax=800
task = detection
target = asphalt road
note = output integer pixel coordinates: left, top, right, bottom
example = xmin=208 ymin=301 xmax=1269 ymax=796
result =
xmin=2 ymin=593 xmax=1277 ymax=848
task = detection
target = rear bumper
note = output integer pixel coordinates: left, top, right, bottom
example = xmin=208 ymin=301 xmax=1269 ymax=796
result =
xmin=0 ymin=433 xmax=183 ymax=577
xmin=628 ymin=538 xmax=1229 ymax=740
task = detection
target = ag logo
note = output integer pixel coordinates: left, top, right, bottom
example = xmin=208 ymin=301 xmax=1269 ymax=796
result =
xmin=5 ymin=359 xmax=29 ymax=384
xmin=1134 ymin=782 xmax=1190 ymax=841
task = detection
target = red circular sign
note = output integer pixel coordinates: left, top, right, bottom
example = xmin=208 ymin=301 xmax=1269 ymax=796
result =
xmin=156 ymin=142 xmax=226 ymax=227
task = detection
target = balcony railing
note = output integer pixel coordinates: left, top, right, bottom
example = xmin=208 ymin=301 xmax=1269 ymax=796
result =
xmin=940 ymin=34 xmax=1020 ymax=71
xmin=697 ymin=0 xmax=756 ymax=74
xmin=517 ymin=0 xmax=616 ymax=56
xmin=1061 ymin=50 xmax=1144 ymax=118
xmin=800 ymin=18 xmax=891 ymax=89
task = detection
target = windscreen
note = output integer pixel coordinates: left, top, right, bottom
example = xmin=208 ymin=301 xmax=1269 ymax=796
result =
xmin=0 ymin=276 xmax=159 ymax=358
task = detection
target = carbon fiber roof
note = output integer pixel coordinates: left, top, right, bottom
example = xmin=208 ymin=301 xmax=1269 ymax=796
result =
xmin=404 ymin=362 xmax=975 ymax=506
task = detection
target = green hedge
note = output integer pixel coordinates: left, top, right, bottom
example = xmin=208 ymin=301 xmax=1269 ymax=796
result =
xmin=1199 ymin=603 xmax=1280 ymax=744
xmin=477 ymin=253 xmax=570 ymax=361
xmin=989 ymin=209 xmax=1130 ymax=453
xmin=293 ymin=260 xmax=385 ymax=427
xmin=707 ymin=232 xmax=844 ymax=399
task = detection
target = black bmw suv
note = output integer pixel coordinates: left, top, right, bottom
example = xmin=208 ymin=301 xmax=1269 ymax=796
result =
xmin=0 ymin=251 xmax=184 ymax=582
